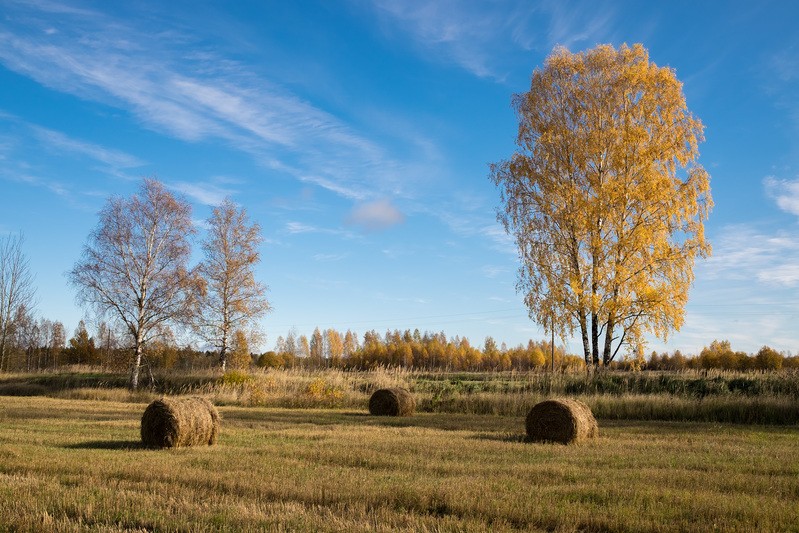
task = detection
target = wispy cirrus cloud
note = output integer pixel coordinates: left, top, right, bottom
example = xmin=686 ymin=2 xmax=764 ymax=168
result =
xmin=313 ymin=253 xmax=348 ymax=262
xmin=31 ymin=125 xmax=144 ymax=169
xmin=702 ymin=223 xmax=799 ymax=287
xmin=170 ymin=181 xmax=236 ymax=206
xmin=0 ymin=114 xmax=144 ymax=204
xmin=362 ymin=0 xmax=615 ymax=80
xmin=481 ymin=265 xmax=510 ymax=279
xmin=0 ymin=1 xmax=421 ymax=202
xmin=285 ymin=221 xmax=357 ymax=240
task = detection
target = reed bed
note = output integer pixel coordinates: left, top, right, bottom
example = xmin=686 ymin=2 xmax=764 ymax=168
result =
xmin=1 ymin=367 xmax=798 ymax=424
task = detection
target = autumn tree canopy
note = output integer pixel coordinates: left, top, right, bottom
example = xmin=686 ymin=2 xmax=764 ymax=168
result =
xmin=491 ymin=43 xmax=712 ymax=367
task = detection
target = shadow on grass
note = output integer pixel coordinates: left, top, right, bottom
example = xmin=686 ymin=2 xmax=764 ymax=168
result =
xmin=65 ymin=440 xmax=145 ymax=450
xmin=0 ymin=383 xmax=49 ymax=397
xmin=470 ymin=432 xmax=527 ymax=443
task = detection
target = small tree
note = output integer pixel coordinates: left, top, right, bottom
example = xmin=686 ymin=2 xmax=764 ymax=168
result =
xmin=69 ymin=179 xmax=199 ymax=389
xmin=309 ymin=327 xmax=324 ymax=367
xmin=0 ymin=234 xmax=36 ymax=372
xmin=64 ymin=320 xmax=98 ymax=365
xmin=755 ymin=346 xmax=783 ymax=371
xmin=343 ymin=330 xmax=358 ymax=358
xmin=196 ymin=199 xmax=270 ymax=372
xmin=326 ymin=328 xmax=344 ymax=368
xmin=228 ymin=329 xmax=252 ymax=370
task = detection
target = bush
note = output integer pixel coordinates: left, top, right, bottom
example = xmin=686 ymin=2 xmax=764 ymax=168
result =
xmin=220 ymin=369 xmax=252 ymax=386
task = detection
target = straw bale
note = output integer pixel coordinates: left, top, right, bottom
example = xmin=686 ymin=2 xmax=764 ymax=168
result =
xmin=525 ymin=398 xmax=598 ymax=444
xmin=368 ymin=387 xmax=415 ymax=416
xmin=140 ymin=397 xmax=220 ymax=449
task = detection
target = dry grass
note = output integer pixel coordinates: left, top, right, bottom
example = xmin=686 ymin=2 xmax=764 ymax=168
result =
xmin=0 ymin=396 xmax=797 ymax=531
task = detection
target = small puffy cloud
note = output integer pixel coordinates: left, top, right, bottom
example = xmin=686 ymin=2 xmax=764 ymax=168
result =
xmin=346 ymin=199 xmax=405 ymax=231
xmin=764 ymin=176 xmax=799 ymax=216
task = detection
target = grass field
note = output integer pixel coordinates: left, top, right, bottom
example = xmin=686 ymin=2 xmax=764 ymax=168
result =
xmin=1 ymin=395 xmax=797 ymax=532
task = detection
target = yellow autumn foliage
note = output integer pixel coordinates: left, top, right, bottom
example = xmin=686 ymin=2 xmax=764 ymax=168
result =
xmin=491 ymin=43 xmax=712 ymax=367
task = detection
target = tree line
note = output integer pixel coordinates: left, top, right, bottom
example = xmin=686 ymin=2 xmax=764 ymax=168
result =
xmin=0 ymin=165 xmax=795 ymax=379
xmin=2 ymin=315 xmax=797 ymax=374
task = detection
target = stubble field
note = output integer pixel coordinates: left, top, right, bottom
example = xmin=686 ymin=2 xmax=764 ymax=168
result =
xmin=0 ymin=393 xmax=797 ymax=532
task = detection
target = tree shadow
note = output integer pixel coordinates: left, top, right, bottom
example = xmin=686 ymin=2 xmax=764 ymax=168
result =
xmin=65 ymin=440 xmax=145 ymax=450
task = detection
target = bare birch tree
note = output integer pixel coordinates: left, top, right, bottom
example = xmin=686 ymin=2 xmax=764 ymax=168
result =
xmin=0 ymin=233 xmax=36 ymax=372
xmin=196 ymin=198 xmax=269 ymax=371
xmin=68 ymin=179 xmax=199 ymax=389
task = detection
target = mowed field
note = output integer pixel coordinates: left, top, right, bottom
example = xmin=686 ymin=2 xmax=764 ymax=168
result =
xmin=0 ymin=395 xmax=797 ymax=532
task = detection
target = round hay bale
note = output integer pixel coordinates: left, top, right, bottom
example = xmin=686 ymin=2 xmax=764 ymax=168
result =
xmin=368 ymin=387 xmax=415 ymax=417
xmin=525 ymin=398 xmax=598 ymax=445
xmin=141 ymin=397 xmax=220 ymax=449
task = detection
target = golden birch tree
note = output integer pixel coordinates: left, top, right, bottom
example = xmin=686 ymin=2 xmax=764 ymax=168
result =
xmin=309 ymin=327 xmax=324 ymax=367
xmin=490 ymin=43 xmax=712 ymax=367
xmin=69 ymin=179 xmax=199 ymax=389
xmin=325 ymin=328 xmax=344 ymax=368
xmin=197 ymin=198 xmax=269 ymax=371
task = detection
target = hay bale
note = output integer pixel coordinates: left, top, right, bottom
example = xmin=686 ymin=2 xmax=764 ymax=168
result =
xmin=140 ymin=397 xmax=220 ymax=449
xmin=368 ymin=387 xmax=415 ymax=416
xmin=525 ymin=398 xmax=598 ymax=445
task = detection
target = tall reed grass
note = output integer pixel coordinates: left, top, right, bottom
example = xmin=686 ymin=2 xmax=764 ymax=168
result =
xmin=1 ymin=367 xmax=797 ymax=424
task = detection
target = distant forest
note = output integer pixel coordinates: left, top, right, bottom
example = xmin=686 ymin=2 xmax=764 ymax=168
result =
xmin=2 ymin=317 xmax=797 ymax=374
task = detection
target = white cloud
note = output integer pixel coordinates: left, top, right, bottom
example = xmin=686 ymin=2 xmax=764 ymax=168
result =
xmin=313 ymin=253 xmax=347 ymax=262
xmin=0 ymin=2 xmax=422 ymax=203
xmin=764 ymin=175 xmax=799 ymax=216
xmin=170 ymin=181 xmax=234 ymax=206
xmin=346 ymin=199 xmax=405 ymax=231
xmin=364 ymin=0 xmax=614 ymax=80
xmin=285 ymin=222 xmax=317 ymax=234
xmin=543 ymin=0 xmax=614 ymax=50
xmin=481 ymin=265 xmax=510 ymax=278
xmin=31 ymin=125 xmax=144 ymax=169
xmin=285 ymin=221 xmax=357 ymax=239
xmin=757 ymin=264 xmax=799 ymax=286
xmin=701 ymin=223 xmax=799 ymax=287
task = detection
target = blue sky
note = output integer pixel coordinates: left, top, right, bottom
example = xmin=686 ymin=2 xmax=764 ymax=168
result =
xmin=1 ymin=0 xmax=798 ymax=355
